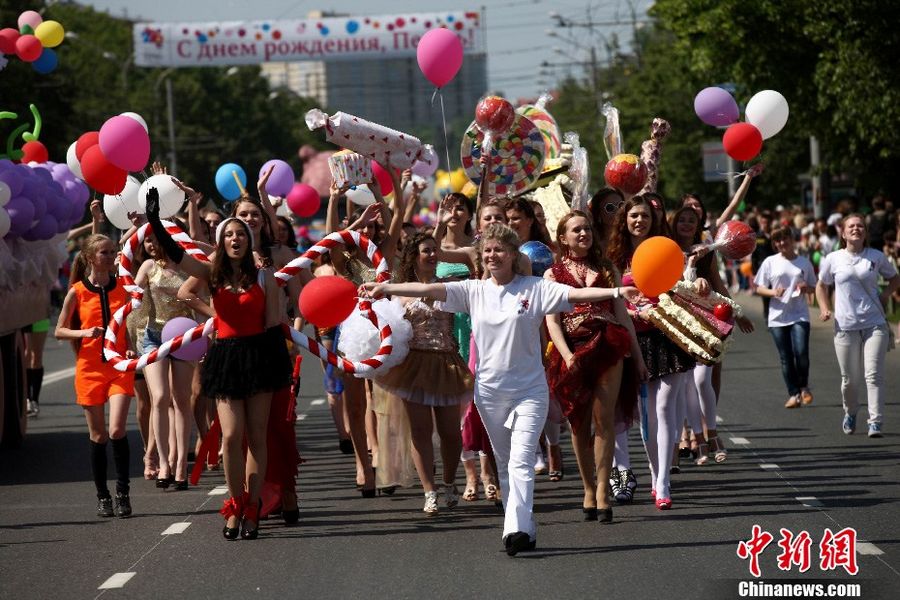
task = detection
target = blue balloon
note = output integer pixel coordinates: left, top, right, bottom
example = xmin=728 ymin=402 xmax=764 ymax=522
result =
xmin=520 ymin=241 xmax=554 ymax=276
xmin=32 ymin=48 xmax=58 ymax=74
xmin=215 ymin=163 xmax=246 ymax=201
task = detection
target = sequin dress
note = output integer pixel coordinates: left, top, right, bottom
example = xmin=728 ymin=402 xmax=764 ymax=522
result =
xmin=144 ymin=261 xmax=195 ymax=334
xmin=377 ymin=298 xmax=473 ymax=406
xmin=435 ymin=261 xmax=473 ymax=363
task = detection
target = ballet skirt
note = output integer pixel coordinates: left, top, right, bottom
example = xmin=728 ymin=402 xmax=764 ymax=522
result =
xmin=201 ymin=280 xmax=291 ymax=399
xmin=436 ymin=261 xmax=472 ymax=362
xmin=376 ymin=298 xmax=473 ymax=406
xmin=544 ymin=261 xmax=633 ymax=431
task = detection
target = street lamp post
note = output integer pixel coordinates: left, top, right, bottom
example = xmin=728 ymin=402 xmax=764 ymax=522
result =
xmin=154 ymin=68 xmax=178 ymax=177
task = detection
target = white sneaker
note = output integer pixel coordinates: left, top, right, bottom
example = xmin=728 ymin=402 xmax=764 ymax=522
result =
xmin=443 ymin=484 xmax=459 ymax=509
xmin=534 ymin=450 xmax=547 ymax=474
xmin=26 ymin=400 xmax=39 ymax=417
xmin=423 ymin=491 xmax=439 ymax=515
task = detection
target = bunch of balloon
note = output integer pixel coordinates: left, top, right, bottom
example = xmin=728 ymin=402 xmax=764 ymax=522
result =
xmin=694 ymin=86 xmax=789 ymax=162
xmin=68 ymin=112 xmax=151 ymax=196
xmin=0 ymin=10 xmax=66 ymax=74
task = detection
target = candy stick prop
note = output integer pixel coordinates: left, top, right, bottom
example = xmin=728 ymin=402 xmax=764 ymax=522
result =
xmin=638 ymin=118 xmax=671 ymax=195
xmin=103 ymin=226 xmax=397 ymax=379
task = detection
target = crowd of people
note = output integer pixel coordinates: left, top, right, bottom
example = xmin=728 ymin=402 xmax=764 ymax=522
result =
xmin=46 ymin=156 xmax=898 ymax=556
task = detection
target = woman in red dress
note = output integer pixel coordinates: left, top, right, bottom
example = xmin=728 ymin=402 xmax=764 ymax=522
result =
xmin=544 ymin=211 xmax=646 ymax=522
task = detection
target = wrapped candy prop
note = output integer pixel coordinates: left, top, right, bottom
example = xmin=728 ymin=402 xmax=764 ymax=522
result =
xmin=604 ymin=154 xmax=648 ymax=195
xmin=305 ymin=109 xmax=425 ymax=169
xmin=565 ymin=132 xmax=590 ymax=211
xmin=517 ymin=93 xmax=562 ymax=160
xmin=521 ymin=241 xmax=554 ymax=276
xmin=460 ymin=114 xmax=545 ymax=196
xmin=475 ymin=95 xmax=515 ymax=155
xmin=328 ymin=150 xmax=372 ymax=188
xmin=601 ymin=102 xmax=623 ymax=160
xmin=337 ymin=298 xmax=412 ymax=377
xmin=707 ymin=220 xmax=756 ymax=259
xmin=638 ymin=118 xmax=671 ymax=195
xmin=411 ymin=144 xmax=439 ymax=178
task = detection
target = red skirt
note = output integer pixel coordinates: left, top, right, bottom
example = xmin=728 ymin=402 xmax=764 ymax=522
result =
xmin=546 ymin=319 xmax=632 ymax=432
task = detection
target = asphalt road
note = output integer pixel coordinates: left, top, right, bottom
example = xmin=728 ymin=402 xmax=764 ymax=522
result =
xmin=2 ymin=297 xmax=899 ymax=600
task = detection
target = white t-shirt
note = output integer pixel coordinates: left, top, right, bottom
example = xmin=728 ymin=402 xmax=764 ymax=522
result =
xmin=818 ymin=248 xmax=897 ymax=331
xmin=753 ymin=253 xmax=817 ymax=327
xmin=438 ymin=275 xmax=572 ymax=397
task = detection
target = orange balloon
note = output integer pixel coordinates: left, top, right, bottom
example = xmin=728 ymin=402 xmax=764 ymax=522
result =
xmin=631 ymin=236 xmax=684 ymax=297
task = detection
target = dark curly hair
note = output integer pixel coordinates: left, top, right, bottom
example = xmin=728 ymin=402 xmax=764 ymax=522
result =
xmin=607 ymin=195 xmax=657 ymax=272
xmin=395 ymin=231 xmax=436 ymax=283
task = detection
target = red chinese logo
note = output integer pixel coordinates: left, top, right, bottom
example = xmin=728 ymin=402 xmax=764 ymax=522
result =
xmin=737 ymin=526 xmax=859 ymax=577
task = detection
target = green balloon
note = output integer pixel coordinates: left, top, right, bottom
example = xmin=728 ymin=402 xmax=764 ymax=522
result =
xmin=20 ymin=24 xmax=34 ymax=35
xmin=812 ymin=251 xmax=822 ymax=266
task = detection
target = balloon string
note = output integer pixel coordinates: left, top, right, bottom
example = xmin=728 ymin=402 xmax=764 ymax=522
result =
xmin=434 ymin=88 xmax=452 ymax=172
xmin=716 ymin=167 xmax=752 ymax=177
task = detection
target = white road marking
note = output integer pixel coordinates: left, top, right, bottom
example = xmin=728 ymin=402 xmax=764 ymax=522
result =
xmin=857 ymin=542 xmax=884 ymax=555
xmin=42 ymin=366 xmax=76 ymax=386
xmin=98 ymin=572 xmax=136 ymax=589
xmin=296 ymin=413 xmax=307 ymax=421
xmin=729 ymin=437 xmax=750 ymax=445
xmin=715 ymin=415 xmax=723 ymax=424
xmin=759 ymin=463 xmax=780 ymax=470
xmin=161 ymin=522 xmax=191 ymax=535
xmin=208 ymin=486 xmax=228 ymax=496
xmin=796 ymin=496 xmax=824 ymax=508
xmin=310 ymin=398 xmax=326 ymax=406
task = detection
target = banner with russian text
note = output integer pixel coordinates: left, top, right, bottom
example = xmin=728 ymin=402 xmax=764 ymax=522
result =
xmin=134 ymin=11 xmax=483 ymax=67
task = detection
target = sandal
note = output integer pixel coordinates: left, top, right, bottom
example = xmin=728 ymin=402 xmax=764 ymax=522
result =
xmin=484 ymin=483 xmax=499 ymax=502
xmin=548 ymin=469 xmax=564 ymax=482
xmin=695 ymin=442 xmax=710 ymax=466
xmin=709 ymin=437 xmax=728 ymax=463
xmin=462 ymin=483 xmax=478 ymax=502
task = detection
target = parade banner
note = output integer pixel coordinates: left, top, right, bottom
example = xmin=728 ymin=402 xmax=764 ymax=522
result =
xmin=133 ymin=11 xmax=483 ymax=67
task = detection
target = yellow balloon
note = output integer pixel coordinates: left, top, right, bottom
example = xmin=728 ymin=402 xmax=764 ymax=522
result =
xmin=449 ymin=169 xmax=468 ymax=193
xmin=461 ymin=181 xmax=477 ymax=199
xmin=35 ymin=20 xmax=65 ymax=48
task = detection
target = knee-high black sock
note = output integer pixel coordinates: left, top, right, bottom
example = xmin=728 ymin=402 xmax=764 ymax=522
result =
xmin=26 ymin=367 xmax=44 ymax=404
xmin=90 ymin=441 xmax=110 ymax=498
xmin=111 ymin=436 xmax=131 ymax=495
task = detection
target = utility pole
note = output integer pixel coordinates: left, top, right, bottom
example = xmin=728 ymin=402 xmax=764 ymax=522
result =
xmin=165 ymin=78 xmax=177 ymax=178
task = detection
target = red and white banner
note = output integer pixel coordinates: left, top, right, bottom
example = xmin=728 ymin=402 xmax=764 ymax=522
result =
xmin=133 ymin=11 xmax=483 ymax=67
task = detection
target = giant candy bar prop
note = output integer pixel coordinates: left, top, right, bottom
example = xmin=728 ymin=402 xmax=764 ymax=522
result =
xmin=306 ymin=109 xmax=425 ymax=169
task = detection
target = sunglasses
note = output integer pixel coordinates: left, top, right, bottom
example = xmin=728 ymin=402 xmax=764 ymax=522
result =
xmin=604 ymin=201 xmax=623 ymax=214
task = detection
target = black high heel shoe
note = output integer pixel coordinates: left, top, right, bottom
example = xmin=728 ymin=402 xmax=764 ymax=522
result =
xmin=220 ymin=497 xmax=242 ymax=540
xmin=173 ymin=480 xmax=188 ymax=491
xmin=598 ymin=507 xmax=613 ymax=524
xmin=241 ymin=499 xmax=262 ymax=540
xmin=156 ymin=475 xmax=174 ymax=489
xmin=582 ymin=507 xmax=598 ymax=521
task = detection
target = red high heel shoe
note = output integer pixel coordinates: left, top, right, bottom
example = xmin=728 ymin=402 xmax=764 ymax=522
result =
xmin=241 ymin=497 xmax=262 ymax=540
xmin=655 ymin=497 xmax=672 ymax=510
xmin=220 ymin=496 xmax=243 ymax=540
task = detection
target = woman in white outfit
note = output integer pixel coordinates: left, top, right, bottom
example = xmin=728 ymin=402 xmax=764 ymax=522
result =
xmin=816 ymin=214 xmax=900 ymax=438
xmin=361 ymin=223 xmax=640 ymax=556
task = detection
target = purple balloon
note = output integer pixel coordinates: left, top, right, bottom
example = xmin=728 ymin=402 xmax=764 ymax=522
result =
xmin=31 ymin=192 xmax=47 ymax=220
xmin=73 ymin=179 xmax=90 ymax=205
xmin=694 ymin=86 xmax=740 ymax=127
xmin=24 ymin=214 xmax=58 ymax=241
xmin=48 ymin=194 xmax=70 ymax=221
xmin=31 ymin=167 xmax=53 ymax=185
xmin=259 ymin=159 xmax=295 ymax=198
xmin=161 ymin=317 xmax=208 ymax=361
xmin=51 ymin=163 xmax=71 ymax=180
xmin=0 ymin=159 xmax=15 ymax=171
xmin=67 ymin=200 xmax=85 ymax=224
xmin=0 ymin=170 xmax=24 ymax=196
xmin=6 ymin=197 xmax=36 ymax=235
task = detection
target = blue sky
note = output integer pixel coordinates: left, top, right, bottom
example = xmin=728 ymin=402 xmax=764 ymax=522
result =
xmin=83 ymin=0 xmax=653 ymax=101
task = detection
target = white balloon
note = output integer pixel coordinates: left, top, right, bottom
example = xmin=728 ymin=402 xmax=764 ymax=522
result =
xmin=138 ymin=174 xmax=186 ymax=219
xmin=103 ymin=175 xmax=142 ymax=230
xmin=0 ymin=181 xmax=10 ymax=207
xmin=0 ymin=207 xmax=10 ymax=238
xmin=745 ymin=90 xmax=789 ymax=140
xmin=120 ymin=111 xmax=149 ymax=133
xmin=346 ymin=184 xmax=375 ymax=206
xmin=66 ymin=142 xmax=83 ymax=179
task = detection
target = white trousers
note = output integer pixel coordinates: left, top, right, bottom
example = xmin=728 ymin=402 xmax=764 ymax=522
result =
xmin=833 ymin=325 xmax=889 ymax=425
xmin=475 ymin=387 xmax=548 ymax=541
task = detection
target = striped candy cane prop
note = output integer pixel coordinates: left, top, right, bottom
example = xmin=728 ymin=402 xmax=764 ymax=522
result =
xmin=103 ymin=226 xmax=395 ymax=377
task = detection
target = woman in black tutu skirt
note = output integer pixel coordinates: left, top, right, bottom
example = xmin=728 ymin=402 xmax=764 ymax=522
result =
xmin=144 ymin=189 xmax=289 ymax=540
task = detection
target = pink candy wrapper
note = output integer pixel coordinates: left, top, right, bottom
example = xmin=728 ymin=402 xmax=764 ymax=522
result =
xmin=306 ymin=109 xmax=425 ymax=169
xmin=328 ymin=151 xmax=373 ymax=188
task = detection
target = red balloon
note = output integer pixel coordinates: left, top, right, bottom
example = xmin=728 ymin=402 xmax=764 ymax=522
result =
xmin=286 ymin=183 xmax=320 ymax=218
xmin=75 ymin=131 xmax=100 ymax=161
xmin=299 ymin=275 xmax=358 ymax=328
xmin=604 ymin=154 xmax=648 ymax=195
xmin=371 ymin=162 xmax=393 ymax=196
xmin=722 ymin=122 xmax=763 ymax=161
xmin=14 ymin=34 xmax=42 ymax=62
xmin=0 ymin=28 xmax=20 ymax=54
xmin=713 ymin=303 xmax=734 ymax=322
xmin=475 ymin=96 xmax=515 ymax=134
xmin=81 ymin=145 xmax=127 ymax=195
xmin=20 ymin=140 xmax=48 ymax=164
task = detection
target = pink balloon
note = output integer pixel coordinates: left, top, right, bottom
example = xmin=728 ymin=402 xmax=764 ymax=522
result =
xmin=161 ymin=317 xmax=208 ymax=361
xmin=286 ymin=183 xmax=321 ymax=218
xmin=18 ymin=11 xmax=42 ymax=31
xmin=416 ymin=28 xmax=463 ymax=88
xmin=99 ymin=115 xmax=151 ymax=172
xmin=411 ymin=145 xmax=439 ymax=178
xmin=371 ymin=161 xmax=394 ymax=196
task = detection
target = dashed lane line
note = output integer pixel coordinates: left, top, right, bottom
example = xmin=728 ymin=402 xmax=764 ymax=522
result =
xmin=759 ymin=463 xmax=780 ymax=470
xmin=729 ymin=437 xmax=750 ymax=445
xmin=796 ymin=496 xmax=825 ymax=508
xmin=310 ymin=398 xmax=326 ymax=406
xmin=97 ymin=572 xmax=135 ymax=590
xmin=161 ymin=523 xmax=191 ymax=535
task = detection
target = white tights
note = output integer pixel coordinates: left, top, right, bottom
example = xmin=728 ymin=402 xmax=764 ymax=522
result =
xmin=643 ymin=372 xmax=687 ymax=499
xmin=684 ymin=364 xmax=716 ymax=436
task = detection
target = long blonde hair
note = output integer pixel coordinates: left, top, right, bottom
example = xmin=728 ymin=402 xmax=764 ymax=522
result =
xmin=69 ymin=234 xmax=115 ymax=286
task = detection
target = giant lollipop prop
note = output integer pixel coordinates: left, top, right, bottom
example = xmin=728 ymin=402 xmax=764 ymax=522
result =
xmin=705 ymin=220 xmax=756 ymax=259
